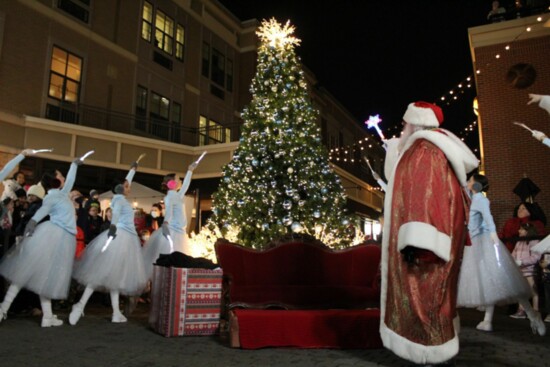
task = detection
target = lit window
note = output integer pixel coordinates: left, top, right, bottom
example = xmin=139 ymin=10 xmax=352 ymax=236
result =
xmin=151 ymin=92 xmax=169 ymax=119
xmin=175 ymin=24 xmax=185 ymax=61
xmin=155 ymin=10 xmax=174 ymax=55
xmin=48 ymin=46 xmax=82 ymax=102
xmin=141 ymin=1 xmax=153 ymax=41
xmin=198 ymin=116 xmax=229 ymax=146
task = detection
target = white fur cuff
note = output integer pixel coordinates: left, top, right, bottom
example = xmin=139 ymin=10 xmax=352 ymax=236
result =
xmin=397 ymin=221 xmax=451 ymax=262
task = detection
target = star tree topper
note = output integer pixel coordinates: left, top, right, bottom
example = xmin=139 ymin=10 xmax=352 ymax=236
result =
xmin=256 ymin=18 xmax=301 ymax=49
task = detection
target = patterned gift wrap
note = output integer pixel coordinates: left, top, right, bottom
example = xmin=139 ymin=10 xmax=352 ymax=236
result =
xmin=149 ymin=266 xmax=223 ymax=337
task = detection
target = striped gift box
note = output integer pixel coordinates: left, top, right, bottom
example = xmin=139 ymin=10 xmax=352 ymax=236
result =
xmin=149 ymin=266 xmax=223 ymax=337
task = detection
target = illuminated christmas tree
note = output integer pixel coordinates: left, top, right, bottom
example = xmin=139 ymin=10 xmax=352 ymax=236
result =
xmin=211 ymin=18 xmax=353 ymax=249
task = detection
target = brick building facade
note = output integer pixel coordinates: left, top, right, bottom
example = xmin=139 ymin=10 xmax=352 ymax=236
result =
xmin=470 ymin=16 xmax=550 ymax=230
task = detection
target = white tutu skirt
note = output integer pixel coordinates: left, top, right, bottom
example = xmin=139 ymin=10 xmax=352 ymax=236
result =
xmin=73 ymin=229 xmax=147 ymax=296
xmin=457 ymin=232 xmax=532 ymax=307
xmin=142 ymin=230 xmax=188 ymax=280
xmin=0 ymin=222 xmax=76 ymax=300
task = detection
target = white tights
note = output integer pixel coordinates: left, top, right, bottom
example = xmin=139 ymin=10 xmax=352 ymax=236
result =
xmin=75 ymin=286 xmax=123 ymax=316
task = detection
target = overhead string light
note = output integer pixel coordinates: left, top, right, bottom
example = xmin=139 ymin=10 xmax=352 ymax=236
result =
xmin=330 ymin=14 xmax=549 ymax=167
xmin=474 ymin=15 xmax=549 ymax=76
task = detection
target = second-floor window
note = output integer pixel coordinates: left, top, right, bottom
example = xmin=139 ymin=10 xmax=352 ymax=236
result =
xmin=150 ymin=92 xmax=170 ymax=120
xmin=202 ymin=44 xmax=233 ymax=95
xmin=141 ymin=1 xmax=153 ymax=42
xmin=155 ymin=10 xmax=174 ymax=55
xmin=199 ymin=115 xmax=231 ymax=146
xmin=48 ymin=46 xmax=83 ymax=103
xmin=211 ymin=48 xmax=225 ymax=86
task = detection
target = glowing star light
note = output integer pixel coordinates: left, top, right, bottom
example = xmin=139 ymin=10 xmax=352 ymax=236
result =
xmin=365 ymin=114 xmax=385 ymax=140
xmin=256 ymin=18 xmax=301 ymax=49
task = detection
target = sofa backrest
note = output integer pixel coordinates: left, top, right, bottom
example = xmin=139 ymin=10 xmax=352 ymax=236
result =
xmin=215 ymin=240 xmax=381 ymax=288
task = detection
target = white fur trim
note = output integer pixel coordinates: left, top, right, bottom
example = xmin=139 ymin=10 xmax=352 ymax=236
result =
xmin=383 ymin=137 xmax=400 ymax=181
xmin=380 ymin=320 xmax=459 ymax=364
xmin=398 ymin=221 xmax=451 ymax=262
xmin=403 ymin=103 xmax=440 ymax=127
xmin=400 ymin=129 xmax=479 ymax=186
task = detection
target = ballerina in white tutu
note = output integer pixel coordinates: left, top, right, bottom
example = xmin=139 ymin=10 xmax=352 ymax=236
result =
xmin=0 ymin=151 xmax=91 ymax=327
xmin=70 ymin=160 xmax=147 ymax=325
xmin=457 ymin=173 xmax=545 ymax=335
xmin=142 ymin=160 xmax=198 ymax=280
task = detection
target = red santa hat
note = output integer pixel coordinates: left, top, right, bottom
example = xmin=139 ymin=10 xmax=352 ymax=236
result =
xmin=403 ymin=101 xmax=444 ymax=127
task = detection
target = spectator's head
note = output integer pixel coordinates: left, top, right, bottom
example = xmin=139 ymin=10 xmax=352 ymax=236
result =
xmin=27 ymin=184 xmax=45 ymax=202
xmin=87 ymin=200 xmax=100 ymax=217
xmin=515 ymin=201 xmax=547 ymax=225
xmin=15 ymin=188 xmax=27 ymax=203
xmin=150 ymin=203 xmax=163 ymax=218
xmin=104 ymin=207 xmax=112 ymax=221
xmin=13 ymin=171 xmax=25 ymax=185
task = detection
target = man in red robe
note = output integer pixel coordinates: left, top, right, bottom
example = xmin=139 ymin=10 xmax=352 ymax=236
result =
xmin=380 ymin=102 xmax=478 ymax=365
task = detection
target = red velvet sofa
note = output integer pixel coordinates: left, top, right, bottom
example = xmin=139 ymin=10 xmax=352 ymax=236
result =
xmin=215 ymin=239 xmax=381 ymax=310
xmin=214 ymin=238 xmax=382 ymax=349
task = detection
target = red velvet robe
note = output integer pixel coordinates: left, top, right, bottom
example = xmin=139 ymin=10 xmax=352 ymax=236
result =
xmin=380 ymin=129 xmax=478 ymax=364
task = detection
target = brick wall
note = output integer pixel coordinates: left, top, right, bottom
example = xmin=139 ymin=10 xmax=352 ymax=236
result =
xmin=474 ymin=35 xmax=550 ymax=231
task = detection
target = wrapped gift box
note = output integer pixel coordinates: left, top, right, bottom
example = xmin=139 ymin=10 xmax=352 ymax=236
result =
xmin=149 ymin=266 xmax=223 ymax=337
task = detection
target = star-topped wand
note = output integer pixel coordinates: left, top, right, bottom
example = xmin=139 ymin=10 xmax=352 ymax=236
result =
xmin=365 ymin=114 xmax=386 ymax=141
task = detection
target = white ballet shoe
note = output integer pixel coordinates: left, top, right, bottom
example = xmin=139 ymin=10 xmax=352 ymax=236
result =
xmin=476 ymin=320 xmax=493 ymax=332
xmin=69 ymin=304 xmax=84 ymax=326
xmin=41 ymin=315 xmax=63 ymax=327
xmin=0 ymin=309 xmax=7 ymax=324
xmin=529 ymin=312 xmax=546 ymax=336
xmin=112 ymin=313 xmax=127 ymax=323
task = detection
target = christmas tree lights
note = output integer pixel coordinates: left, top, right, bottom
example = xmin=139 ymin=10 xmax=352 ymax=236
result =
xmin=211 ymin=18 xmax=354 ymax=249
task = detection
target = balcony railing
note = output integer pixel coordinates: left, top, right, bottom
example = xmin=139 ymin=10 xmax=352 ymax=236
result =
xmin=488 ymin=3 xmax=550 ymax=23
xmin=45 ymin=102 xmax=241 ymax=146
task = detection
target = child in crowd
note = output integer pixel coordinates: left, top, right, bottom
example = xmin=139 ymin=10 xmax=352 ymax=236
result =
xmin=511 ymin=222 xmax=541 ymax=318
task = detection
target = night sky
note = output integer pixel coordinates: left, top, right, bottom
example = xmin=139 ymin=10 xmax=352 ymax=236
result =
xmin=218 ymin=0 xmax=491 ymax=149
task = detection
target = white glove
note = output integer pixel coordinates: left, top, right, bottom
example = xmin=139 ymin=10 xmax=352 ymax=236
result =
xmin=490 ymin=232 xmax=499 ymax=244
xmin=527 ymin=94 xmax=543 ymax=105
xmin=532 ymin=130 xmax=548 ymax=142
xmin=515 ymin=259 xmax=523 ymax=266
